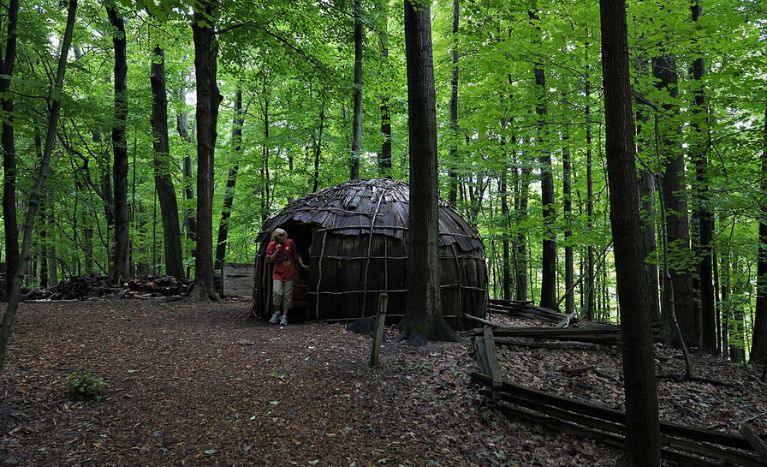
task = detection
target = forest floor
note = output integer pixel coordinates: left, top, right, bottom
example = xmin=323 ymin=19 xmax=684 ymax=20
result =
xmin=0 ymin=300 xmax=765 ymax=466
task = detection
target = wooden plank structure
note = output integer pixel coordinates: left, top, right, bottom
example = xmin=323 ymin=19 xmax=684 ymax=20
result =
xmin=251 ymin=179 xmax=487 ymax=326
xmin=219 ymin=263 xmax=255 ymax=298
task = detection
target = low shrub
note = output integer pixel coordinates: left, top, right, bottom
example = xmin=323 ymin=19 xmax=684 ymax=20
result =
xmin=65 ymin=372 xmax=107 ymax=401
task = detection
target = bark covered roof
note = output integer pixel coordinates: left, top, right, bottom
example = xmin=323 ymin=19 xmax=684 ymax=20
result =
xmin=256 ymin=178 xmax=484 ymax=253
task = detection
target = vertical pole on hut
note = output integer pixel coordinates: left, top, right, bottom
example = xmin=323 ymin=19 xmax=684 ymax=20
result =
xmin=370 ymin=293 xmax=388 ymax=366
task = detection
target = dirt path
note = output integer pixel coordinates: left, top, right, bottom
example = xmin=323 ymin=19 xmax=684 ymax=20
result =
xmin=0 ymin=301 xmax=615 ymax=466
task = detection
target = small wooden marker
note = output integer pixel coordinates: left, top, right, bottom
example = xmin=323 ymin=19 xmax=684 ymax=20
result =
xmin=370 ymin=293 xmax=388 ymax=366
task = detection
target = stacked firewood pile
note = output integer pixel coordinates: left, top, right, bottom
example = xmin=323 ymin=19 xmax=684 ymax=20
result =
xmin=23 ymin=275 xmax=115 ymax=300
xmin=126 ymin=275 xmax=193 ymax=297
xmin=22 ymin=274 xmax=192 ymax=301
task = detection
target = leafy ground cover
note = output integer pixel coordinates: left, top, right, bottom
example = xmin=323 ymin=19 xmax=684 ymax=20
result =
xmin=0 ymin=301 xmax=763 ymax=466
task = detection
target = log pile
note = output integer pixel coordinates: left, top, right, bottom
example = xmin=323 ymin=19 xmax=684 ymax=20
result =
xmin=126 ymin=275 xmax=193 ymax=297
xmin=22 ymin=274 xmax=192 ymax=301
xmin=473 ymin=329 xmax=767 ymax=466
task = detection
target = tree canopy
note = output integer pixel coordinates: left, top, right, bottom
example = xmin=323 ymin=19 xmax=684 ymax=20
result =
xmin=0 ymin=0 xmax=766 ymax=358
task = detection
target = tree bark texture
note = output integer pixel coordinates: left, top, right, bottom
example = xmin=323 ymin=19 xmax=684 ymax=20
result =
xmin=313 ymin=101 xmax=325 ymax=192
xmin=638 ymin=169 xmax=661 ymax=322
xmin=0 ymin=0 xmax=77 ymax=374
xmin=176 ymin=83 xmax=197 ymax=262
xmin=751 ymin=101 xmax=767 ymax=363
xmin=106 ymin=3 xmax=131 ymax=285
xmin=447 ymin=0 xmax=459 ymax=206
xmin=585 ymin=70 xmax=596 ymax=320
xmin=500 ymin=169 xmax=511 ymax=301
xmin=599 ymin=0 xmax=661 ymax=464
xmin=515 ymin=163 xmax=530 ymax=301
xmin=350 ymin=0 xmax=363 ymax=180
xmin=214 ymin=87 xmax=244 ymax=285
xmin=401 ymin=0 xmax=455 ymax=343
xmin=653 ymin=54 xmax=697 ymax=346
xmin=690 ymin=0 xmax=716 ymax=353
xmin=562 ymin=131 xmax=574 ymax=315
xmin=39 ymin=202 xmax=48 ymax=289
xmin=1 ymin=0 xmax=19 ymax=299
xmin=260 ymin=87 xmax=270 ymax=223
xmin=378 ymin=7 xmax=392 ymax=178
xmin=529 ymin=9 xmax=557 ymax=311
xmin=150 ymin=46 xmax=184 ymax=280
xmin=192 ymin=0 xmax=221 ymax=301
xmin=46 ymin=202 xmax=58 ymax=287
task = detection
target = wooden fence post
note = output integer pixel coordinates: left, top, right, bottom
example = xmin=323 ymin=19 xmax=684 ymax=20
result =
xmin=370 ymin=293 xmax=388 ymax=366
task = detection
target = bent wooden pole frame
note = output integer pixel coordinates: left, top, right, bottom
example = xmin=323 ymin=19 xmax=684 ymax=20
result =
xmin=370 ymin=293 xmax=388 ymax=366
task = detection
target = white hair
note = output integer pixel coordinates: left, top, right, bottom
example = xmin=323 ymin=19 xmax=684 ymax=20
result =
xmin=271 ymin=228 xmax=287 ymax=241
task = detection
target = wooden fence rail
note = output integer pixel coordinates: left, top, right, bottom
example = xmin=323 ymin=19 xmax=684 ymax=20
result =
xmin=472 ymin=331 xmax=766 ymax=466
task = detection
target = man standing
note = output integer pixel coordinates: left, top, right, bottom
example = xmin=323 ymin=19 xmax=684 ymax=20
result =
xmin=266 ymin=228 xmax=308 ymax=325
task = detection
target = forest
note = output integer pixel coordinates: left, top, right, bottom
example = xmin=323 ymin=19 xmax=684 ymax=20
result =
xmin=0 ymin=0 xmax=762 ymax=358
xmin=0 ymin=0 xmax=766 ymax=465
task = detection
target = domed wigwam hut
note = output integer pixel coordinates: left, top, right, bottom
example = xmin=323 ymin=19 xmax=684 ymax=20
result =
xmin=250 ymin=178 xmax=487 ymax=326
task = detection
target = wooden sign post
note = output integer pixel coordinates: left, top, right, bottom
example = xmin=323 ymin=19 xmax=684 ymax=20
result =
xmin=370 ymin=294 xmax=388 ymax=366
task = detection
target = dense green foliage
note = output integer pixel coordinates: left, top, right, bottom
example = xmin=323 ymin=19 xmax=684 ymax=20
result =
xmin=1 ymin=0 xmax=766 ymax=356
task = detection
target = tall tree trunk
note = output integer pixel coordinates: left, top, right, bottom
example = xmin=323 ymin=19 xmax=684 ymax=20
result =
xmin=84 ymin=225 xmax=93 ymax=274
xmin=653 ymin=54 xmax=697 ymax=346
xmin=720 ymin=216 xmax=732 ymax=357
xmin=447 ymin=0 xmax=459 ymax=206
xmin=562 ymin=130 xmax=574 ymax=315
xmin=313 ymin=100 xmax=325 ymax=192
xmin=150 ymin=46 xmax=184 ymax=279
xmin=529 ymin=8 xmax=556 ymax=310
xmin=500 ymin=169 xmax=511 ymax=300
xmin=71 ymin=46 xmax=108 ymax=273
xmin=400 ymin=0 xmax=456 ymax=343
xmin=46 ymin=202 xmax=58 ymax=287
xmin=192 ymin=0 xmax=221 ymax=301
xmin=378 ymin=5 xmax=392 ymax=178
xmin=690 ymin=0 xmax=716 ymax=354
xmin=260 ymin=84 xmax=270 ymax=223
xmin=214 ymin=86 xmax=244 ymax=288
xmin=0 ymin=0 xmax=77 ymax=374
xmin=635 ymin=59 xmax=661 ymax=323
xmin=599 ymin=0 xmax=661 ymax=463
xmin=751 ymin=101 xmax=767 ymax=363
xmin=349 ymin=0 xmax=363 ymax=180
xmin=92 ymin=131 xmax=116 ymax=267
xmin=637 ymin=169 xmax=661 ymax=322
xmin=585 ymin=70 xmax=596 ymax=320
xmin=106 ymin=2 xmax=131 ymax=284
xmin=1 ymin=0 xmax=19 ymax=300
xmin=176 ymin=83 xmax=196 ymax=272
xmin=39 ymin=201 xmax=48 ymax=288
xmin=515 ymin=162 xmax=530 ymax=301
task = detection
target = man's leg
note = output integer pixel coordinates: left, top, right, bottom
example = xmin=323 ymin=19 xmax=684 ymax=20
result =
xmin=270 ymin=280 xmax=284 ymax=323
xmin=280 ymin=281 xmax=294 ymax=325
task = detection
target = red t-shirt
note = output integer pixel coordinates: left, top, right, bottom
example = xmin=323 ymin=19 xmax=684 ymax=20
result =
xmin=267 ymin=238 xmax=301 ymax=281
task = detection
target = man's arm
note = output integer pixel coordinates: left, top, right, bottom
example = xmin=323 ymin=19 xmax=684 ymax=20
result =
xmin=266 ymin=242 xmax=280 ymax=264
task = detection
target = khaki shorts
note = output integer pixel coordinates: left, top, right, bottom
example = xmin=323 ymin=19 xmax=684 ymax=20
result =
xmin=272 ymin=280 xmax=294 ymax=310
